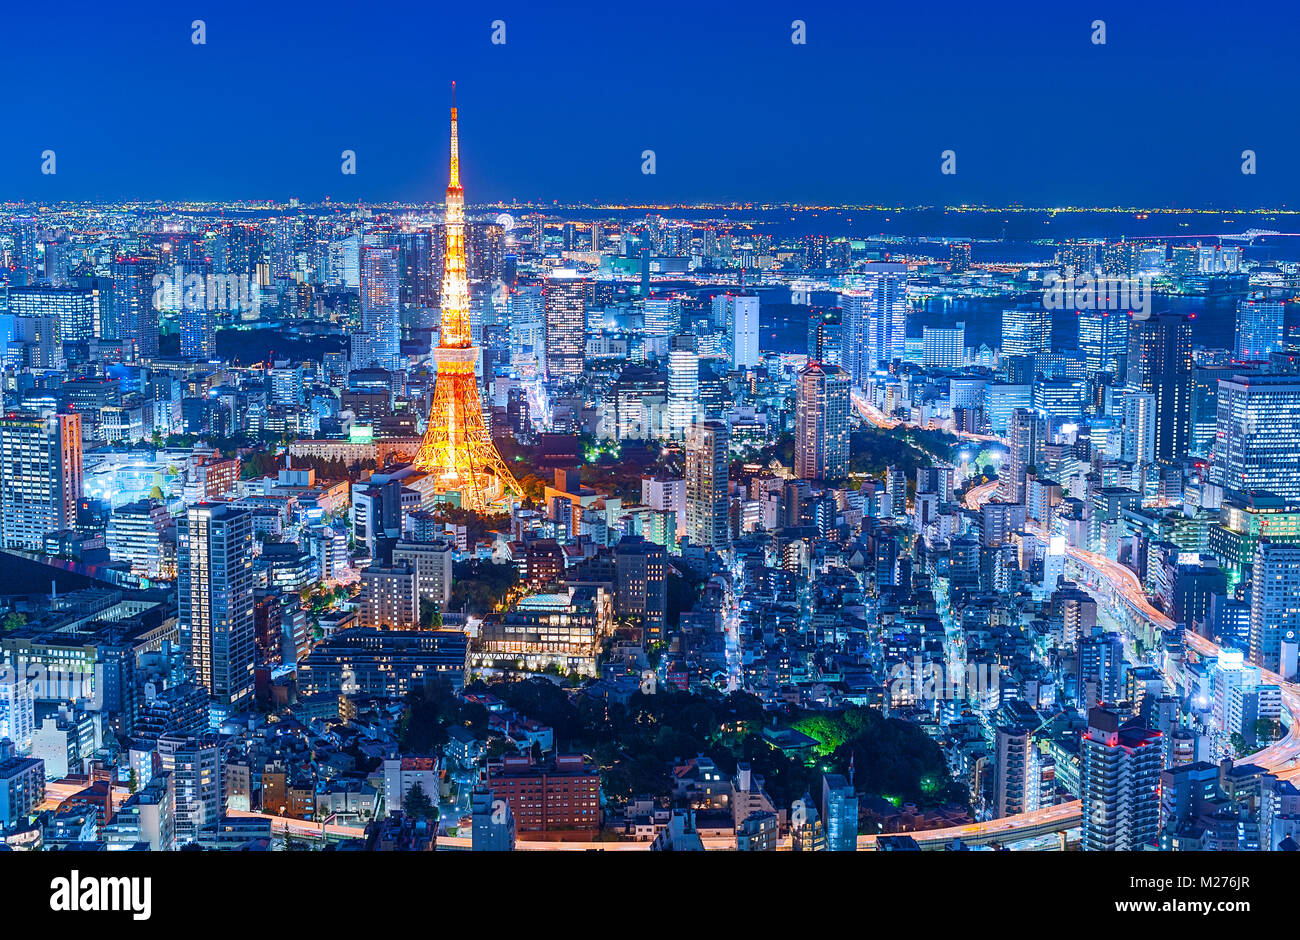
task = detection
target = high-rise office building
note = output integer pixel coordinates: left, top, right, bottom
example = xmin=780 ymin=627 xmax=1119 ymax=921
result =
xmin=7 ymin=286 xmax=100 ymax=345
xmin=1212 ymin=374 xmax=1300 ymax=500
xmin=178 ymin=504 xmax=255 ymax=709
xmin=794 ymin=361 xmax=850 ymax=481
xmin=841 ymin=265 xmax=908 ymax=381
xmin=0 ymin=411 xmax=83 ymax=551
xmin=922 ymin=323 xmax=965 ymax=368
xmin=359 ymin=244 xmax=401 ymax=371
xmin=1001 ymin=307 xmax=1052 ymax=359
xmin=1080 ymin=707 xmax=1162 ymax=851
xmin=612 ymin=535 xmax=668 ymax=643
xmin=643 ymin=296 xmax=681 ymax=337
xmin=730 ymin=292 xmax=760 ymax=370
xmin=544 ymin=270 xmax=586 ymax=380
xmin=1118 ymin=387 xmax=1157 ymax=467
xmin=1003 ymin=408 xmax=1047 ymax=504
xmin=1128 ymin=313 xmax=1193 ymax=463
xmin=1235 ymin=299 xmax=1286 ymax=360
xmin=1078 ymin=310 xmax=1129 ymax=377
xmin=111 ymin=257 xmax=158 ymax=360
xmin=180 ymin=304 xmax=217 ymax=359
xmin=667 ymin=342 xmax=700 ymax=438
xmin=686 ymin=420 xmax=730 ymax=549
xmin=1250 ymin=541 xmax=1300 ymax=673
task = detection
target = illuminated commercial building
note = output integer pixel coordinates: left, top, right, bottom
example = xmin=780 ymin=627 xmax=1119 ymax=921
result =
xmin=794 ymin=360 xmax=850 ymax=481
xmin=177 ymin=503 xmax=254 ymax=709
xmin=666 ymin=341 xmax=700 ymax=438
xmin=686 ymin=419 xmax=730 ymax=550
xmin=1250 ymin=541 xmax=1300 ymax=673
xmin=1078 ymin=310 xmax=1128 ymax=377
xmin=544 ymin=269 xmax=587 ymax=380
xmin=1127 ymin=313 xmax=1192 ymax=463
xmin=1001 ymin=306 xmax=1052 ymax=358
xmin=358 ymin=245 xmax=401 ymax=372
xmin=1211 ymin=374 xmax=1300 ymax=499
xmin=1235 ymin=299 xmax=1286 ymax=360
xmin=0 ymin=411 xmax=83 ymax=551
xmin=297 ymin=627 xmax=468 ymax=696
xmin=474 ymin=586 xmax=613 ymax=676
xmin=1209 ymin=493 xmax=1300 ymax=592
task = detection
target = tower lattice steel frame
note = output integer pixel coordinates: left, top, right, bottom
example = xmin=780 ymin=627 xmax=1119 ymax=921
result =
xmin=414 ymin=84 xmax=522 ymax=512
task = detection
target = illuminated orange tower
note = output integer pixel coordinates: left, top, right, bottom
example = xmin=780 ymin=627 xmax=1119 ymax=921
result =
xmin=414 ymin=85 xmax=521 ymax=512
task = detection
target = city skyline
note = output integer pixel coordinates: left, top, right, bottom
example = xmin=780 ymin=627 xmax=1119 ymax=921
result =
xmin=6 ymin=5 xmax=1300 ymax=911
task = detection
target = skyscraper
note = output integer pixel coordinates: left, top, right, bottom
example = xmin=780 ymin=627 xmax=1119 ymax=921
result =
xmin=544 ymin=270 xmax=586 ymax=380
xmin=0 ymin=411 xmax=83 ymax=551
xmin=1003 ymin=408 xmax=1046 ymax=503
xmin=1080 ymin=707 xmax=1162 ymax=851
xmin=7 ymin=286 xmax=100 ymax=345
xmin=794 ymin=361 xmax=850 ymax=481
xmin=643 ymin=295 xmax=681 ymax=337
xmin=686 ymin=420 xmax=729 ymax=549
xmin=111 ymin=257 xmax=158 ymax=360
xmin=922 ymin=322 xmax=964 ymax=368
xmin=359 ymin=244 xmax=401 ymax=371
xmin=1250 ymin=540 xmax=1300 ymax=673
xmin=1078 ymin=310 xmax=1128 ymax=377
xmin=1001 ymin=306 xmax=1052 ymax=359
xmin=1212 ymin=374 xmax=1300 ymax=499
xmin=1235 ymin=299 xmax=1286 ymax=360
xmin=178 ymin=504 xmax=255 ymax=709
xmin=1128 ymin=312 xmax=1193 ymax=463
xmin=667 ymin=340 xmax=700 ymax=438
xmin=729 ymin=292 xmax=760 ymax=370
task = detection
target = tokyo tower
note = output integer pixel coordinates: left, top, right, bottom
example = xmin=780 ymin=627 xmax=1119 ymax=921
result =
xmin=413 ymin=84 xmax=522 ymax=512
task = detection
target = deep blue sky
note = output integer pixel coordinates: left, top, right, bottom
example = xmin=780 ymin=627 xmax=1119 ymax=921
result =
xmin=3 ymin=0 xmax=1297 ymax=207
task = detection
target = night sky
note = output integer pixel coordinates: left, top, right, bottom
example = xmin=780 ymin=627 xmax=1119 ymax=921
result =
xmin=3 ymin=0 xmax=1297 ymax=207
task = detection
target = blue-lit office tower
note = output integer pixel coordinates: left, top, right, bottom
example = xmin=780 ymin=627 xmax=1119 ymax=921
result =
xmin=10 ymin=217 xmax=38 ymax=280
xmin=271 ymin=218 xmax=295 ymax=280
xmin=863 ymin=263 xmax=908 ymax=369
xmin=1250 ymin=541 xmax=1300 ymax=673
xmin=1211 ymin=374 xmax=1300 ymax=500
xmin=1001 ymin=306 xmax=1052 ymax=359
xmin=178 ymin=504 xmax=255 ymax=711
xmin=1003 ymin=408 xmax=1047 ymax=504
xmin=0 ymin=411 xmax=83 ymax=551
xmin=1080 ymin=707 xmax=1162 ymax=851
xmin=686 ymin=420 xmax=730 ymax=550
xmin=644 ymin=296 xmax=681 ymax=337
xmin=1127 ymin=313 xmax=1192 ymax=463
xmin=7 ymin=286 xmax=100 ymax=346
xmin=711 ymin=292 xmax=759 ymax=370
xmin=795 ymin=361 xmax=850 ymax=481
xmin=821 ymin=773 xmax=858 ymax=851
xmin=1078 ymin=310 xmax=1129 ymax=377
xmin=358 ymin=245 xmax=402 ymax=372
xmin=1235 ymin=299 xmax=1286 ymax=360
xmin=111 ymin=257 xmax=159 ymax=360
